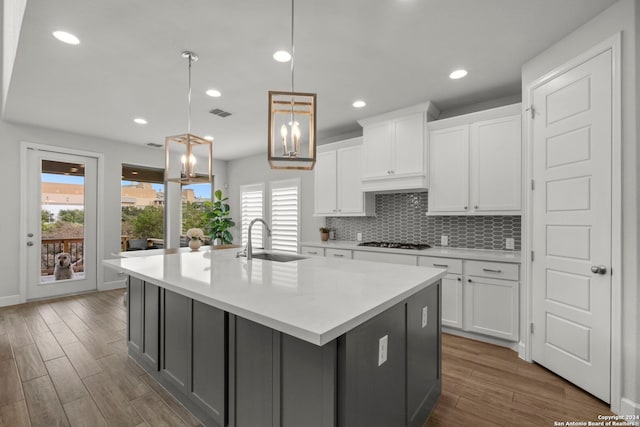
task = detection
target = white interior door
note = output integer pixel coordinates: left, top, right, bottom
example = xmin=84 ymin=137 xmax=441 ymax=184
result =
xmin=26 ymin=148 xmax=98 ymax=299
xmin=531 ymin=49 xmax=612 ymax=402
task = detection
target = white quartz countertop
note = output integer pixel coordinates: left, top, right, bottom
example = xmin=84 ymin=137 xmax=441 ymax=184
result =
xmin=104 ymin=248 xmax=446 ymax=346
xmin=301 ymin=241 xmax=521 ymax=263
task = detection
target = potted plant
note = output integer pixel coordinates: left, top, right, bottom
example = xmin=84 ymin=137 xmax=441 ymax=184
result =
xmin=186 ymin=228 xmax=204 ymax=251
xmin=204 ymin=190 xmax=235 ymax=245
xmin=319 ymin=227 xmax=331 ymax=242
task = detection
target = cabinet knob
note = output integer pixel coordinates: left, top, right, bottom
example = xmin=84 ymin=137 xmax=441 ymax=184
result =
xmin=467 ymin=278 xmax=472 ymax=283
xmin=457 ymin=277 xmax=461 ymax=282
xmin=474 ymin=205 xmax=478 ymax=209
xmin=464 ymin=206 xmax=468 ymax=210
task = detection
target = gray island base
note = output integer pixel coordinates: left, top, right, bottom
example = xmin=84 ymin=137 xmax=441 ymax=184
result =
xmin=109 ymin=250 xmax=444 ymax=427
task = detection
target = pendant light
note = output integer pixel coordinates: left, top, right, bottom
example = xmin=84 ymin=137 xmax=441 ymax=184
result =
xmin=268 ymin=0 xmax=316 ymax=170
xmin=165 ymin=51 xmax=213 ymax=184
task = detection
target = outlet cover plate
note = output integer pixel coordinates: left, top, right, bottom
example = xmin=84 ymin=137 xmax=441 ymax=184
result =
xmin=441 ymin=235 xmax=448 ymax=246
xmin=378 ymin=335 xmax=388 ymax=366
xmin=506 ymin=238 xmax=515 ymax=250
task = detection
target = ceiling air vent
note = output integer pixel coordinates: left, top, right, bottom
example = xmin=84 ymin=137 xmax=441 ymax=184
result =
xmin=146 ymin=142 xmax=163 ymax=148
xmin=209 ymin=108 xmax=232 ymax=118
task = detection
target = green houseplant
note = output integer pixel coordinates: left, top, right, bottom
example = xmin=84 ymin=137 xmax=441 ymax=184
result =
xmin=319 ymin=227 xmax=331 ymax=242
xmin=204 ymin=190 xmax=235 ymax=245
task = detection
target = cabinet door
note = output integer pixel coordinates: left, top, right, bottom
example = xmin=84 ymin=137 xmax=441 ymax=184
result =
xmin=142 ymin=282 xmax=160 ymax=370
xmin=363 ymin=121 xmax=393 ymax=178
xmin=464 ymin=276 xmax=519 ymax=341
xmin=336 ymin=145 xmax=364 ymax=214
xmin=441 ymin=274 xmax=463 ymax=329
xmin=127 ymin=276 xmax=143 ymax=354
xmin=470 ymin=115 xmax=522 ymax=212
xmin=191 ymin=301 xmax=226 ymax=425
xmin=314 ymin=150 xmax=337 ymax=215
xmin=393 ymin=113 xmax=425 ymax=176
xmin=161 ymin=290 xmax=190 ymax=392
xmin=428 ymin=126 xmax=469 ymax=213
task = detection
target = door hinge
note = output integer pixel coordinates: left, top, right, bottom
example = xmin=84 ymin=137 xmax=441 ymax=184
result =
xmin=531 ymin=251 xmax=534 ymax=262
xmin=530 ymin=323 xmax=534 ymax=334
xmin=526 ymin=105 xmax=536 ymax=119
xmin=531 ymin=179 xmax=535 ymax=190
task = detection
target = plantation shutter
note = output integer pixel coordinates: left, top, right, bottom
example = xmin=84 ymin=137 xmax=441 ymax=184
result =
xmin=240 ymin=183 xmax=264 ymax=248
xmin=270 ymin=179 xmax=300 ymax=253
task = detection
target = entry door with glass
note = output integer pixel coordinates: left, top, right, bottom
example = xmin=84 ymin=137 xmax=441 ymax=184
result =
xmin=26 ymin=148 xmax=98 ymax=299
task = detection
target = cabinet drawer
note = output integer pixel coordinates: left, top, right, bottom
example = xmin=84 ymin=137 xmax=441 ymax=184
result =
xmin=326 ymin=248 xmax=352 ymax=259
xmin=418 ymin=257 xmax=462 ymax=275
xmin=301 ymin=246 xmax=324 ymax=256
xmin=465 ymin=260 xmax=518 ymax=281
xmin=353 ymin=250 xmax=416 ymax=265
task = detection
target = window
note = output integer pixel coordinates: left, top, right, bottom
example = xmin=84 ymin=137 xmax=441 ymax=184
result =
xmin=121 ymin=165 xmax=165 ymax=251
xmin=240 ymin=183 xmax=264 ymax=248
xmin=270 ymin=178 xmax=300 ymax=253
xmin=181 ymin=180 xmax=213 ymax=236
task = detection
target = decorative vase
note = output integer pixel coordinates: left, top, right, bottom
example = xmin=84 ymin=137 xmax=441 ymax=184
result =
xmin=320 ymin=232 xmax=330 ymax=242
xmin=189 ymin=239 xmax=201 ymax=251
xmin=213 ymin=238 xmax=223 ymax=246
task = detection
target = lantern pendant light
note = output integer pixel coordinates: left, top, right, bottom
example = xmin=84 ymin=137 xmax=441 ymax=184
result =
xmin=165 ymin=51 xmax=213 ymax=184
xmin=268 ymin=0 xmax=316 ymax=170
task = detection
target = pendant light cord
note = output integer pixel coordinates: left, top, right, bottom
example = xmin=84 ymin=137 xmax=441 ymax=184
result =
xmin=187 ymin=54 xmax=193 ymax=134
xmin=290 ymin=0 xmax=295 ymax=93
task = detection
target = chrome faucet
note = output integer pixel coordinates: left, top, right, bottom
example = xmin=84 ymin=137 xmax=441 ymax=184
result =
xmin=245 ymin=218 xmax=272 ymax=260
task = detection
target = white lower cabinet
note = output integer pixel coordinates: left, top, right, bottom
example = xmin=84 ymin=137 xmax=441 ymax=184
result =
xmin=464 ymin=275 xmax=519 ymax=341
xmin=352 ymin=250 xmax=417 ymax=265
xmin=441 ymin=274 xmax=463 ymax=329
xmin=301 ymin=246 xmax=324 ymax=256
xmin=325 ymin=248 xmax=353 ymax=259
xmin=419 ymin=256 xmax=519 ymax=342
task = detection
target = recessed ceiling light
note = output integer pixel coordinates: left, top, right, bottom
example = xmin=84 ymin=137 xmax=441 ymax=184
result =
xmin=53 ymin=31 xmax=80 ymax=45
xmin=206 ymin=89 xmax=221 ymax=97
xmin=273 ymin=50 xmax=292 ymax=62
xmin=133 ymin=117 xmax=147 ymax=125
xmin=352 ymin=100 xmax=367 ymax=108
xmin=449 ymin=69 xmax=468 ymax=79
xmin=204 ymin=135 xmax=214 ymax=141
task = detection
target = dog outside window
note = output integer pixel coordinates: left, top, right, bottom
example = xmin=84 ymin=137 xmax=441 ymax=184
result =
xmin=53 ymin=252 xmax=74 ymax=280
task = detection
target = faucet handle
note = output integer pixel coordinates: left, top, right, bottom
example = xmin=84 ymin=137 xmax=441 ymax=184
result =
xmin=236 ymin=248 xmax=247 ymax=258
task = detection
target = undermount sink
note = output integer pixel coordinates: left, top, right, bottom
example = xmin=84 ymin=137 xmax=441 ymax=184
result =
xmin=251 ymin=253 xmax=308 ymax=262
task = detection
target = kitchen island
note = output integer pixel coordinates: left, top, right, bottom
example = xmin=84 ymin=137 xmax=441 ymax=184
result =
xmin=104 ymin=248 xmax=445 ymax=427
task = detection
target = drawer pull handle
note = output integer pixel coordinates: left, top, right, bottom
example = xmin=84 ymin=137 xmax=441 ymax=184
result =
xmin=333 ymin=254 xmax=344 ymax=257
xmin=482 ymin=268 xmax=502 ymax=273
xmin=468 ymin=279 xmax=472 ymax=283
xmin=457 ymin=277 xmax=462 ymax=282
xmin=308 ymin=251 xmax=317 ymax=254
xmin=433 ymin=263 xmax=449 ymax=268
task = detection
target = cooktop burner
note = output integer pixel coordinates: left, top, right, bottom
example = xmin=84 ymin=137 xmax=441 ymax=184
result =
xmin=357 ymin=242 xmax=431 ymax=250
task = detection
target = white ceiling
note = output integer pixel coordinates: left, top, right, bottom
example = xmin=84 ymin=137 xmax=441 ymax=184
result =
xmin=4 ymin=0 xmax=617 ymax=160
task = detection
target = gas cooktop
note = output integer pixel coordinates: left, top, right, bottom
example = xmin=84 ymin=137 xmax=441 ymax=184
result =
xmin=357 ymin=242 xmax=431 ymax=250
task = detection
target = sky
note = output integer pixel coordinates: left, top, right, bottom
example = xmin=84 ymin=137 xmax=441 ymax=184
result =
xmin=42 ymin=174 xmax=212 ymax=199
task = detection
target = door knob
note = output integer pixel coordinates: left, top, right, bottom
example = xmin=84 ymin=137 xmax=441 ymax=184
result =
xmin=27 ymin=241 xmax=34 ymax=246
xmin=590 ymin=265 xmax=607 ymax=275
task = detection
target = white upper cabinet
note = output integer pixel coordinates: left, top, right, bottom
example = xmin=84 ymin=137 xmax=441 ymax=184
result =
xmin=471 ymin=115 xmax=522 ymax=212
xmin=358 ymin=102 xmax=439 ymax=192
xmin=314 ymin=138 xmax=374 ymax=216
xmin=427 ymin=104 xmax=522 ymax=215
xmin=428 ymin=125 xmax=470 ymax=213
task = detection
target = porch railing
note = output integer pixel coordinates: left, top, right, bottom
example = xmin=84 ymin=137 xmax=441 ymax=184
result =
xmin=41 ymin=237 xmax=84 ymax=275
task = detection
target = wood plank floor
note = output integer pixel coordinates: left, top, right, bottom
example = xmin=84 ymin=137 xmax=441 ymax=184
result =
xmin=0 ymin=289 xmax=612 ymax=426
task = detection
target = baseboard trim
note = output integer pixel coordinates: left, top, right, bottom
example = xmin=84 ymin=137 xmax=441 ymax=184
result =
xmin=442 ymin=327 xmax=519 ymax=352
xmin=518 ymin=341 xmax=527 ymax=361
xmin=620 ymin=397 xmax=640 ymax=416
xmin=0 ymin=294 xmax=23 ymax=307
xmin=100 ymin=279 xmax=127 ymax=291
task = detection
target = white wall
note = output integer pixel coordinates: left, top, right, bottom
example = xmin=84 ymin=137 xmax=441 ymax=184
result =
xmin=0 ymin=118 xmax=228 ymax=302
xmin=226 ymin=152 xmax=324 ymax=247
xmin=521 ymin=0 xmax=639 ymax=413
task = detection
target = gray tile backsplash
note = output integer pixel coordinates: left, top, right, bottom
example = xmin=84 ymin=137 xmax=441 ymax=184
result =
xmin=326 ymin=192 xmax=521 ymax=250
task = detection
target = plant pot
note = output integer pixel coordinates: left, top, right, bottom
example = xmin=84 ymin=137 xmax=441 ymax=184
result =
xmin=320 ymin=232 xmax=330 ymax=242
xmin=213 ymin=238 xmax=223 ymax=246
xmin=189 ymin=239 xmax=201 ymax=251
